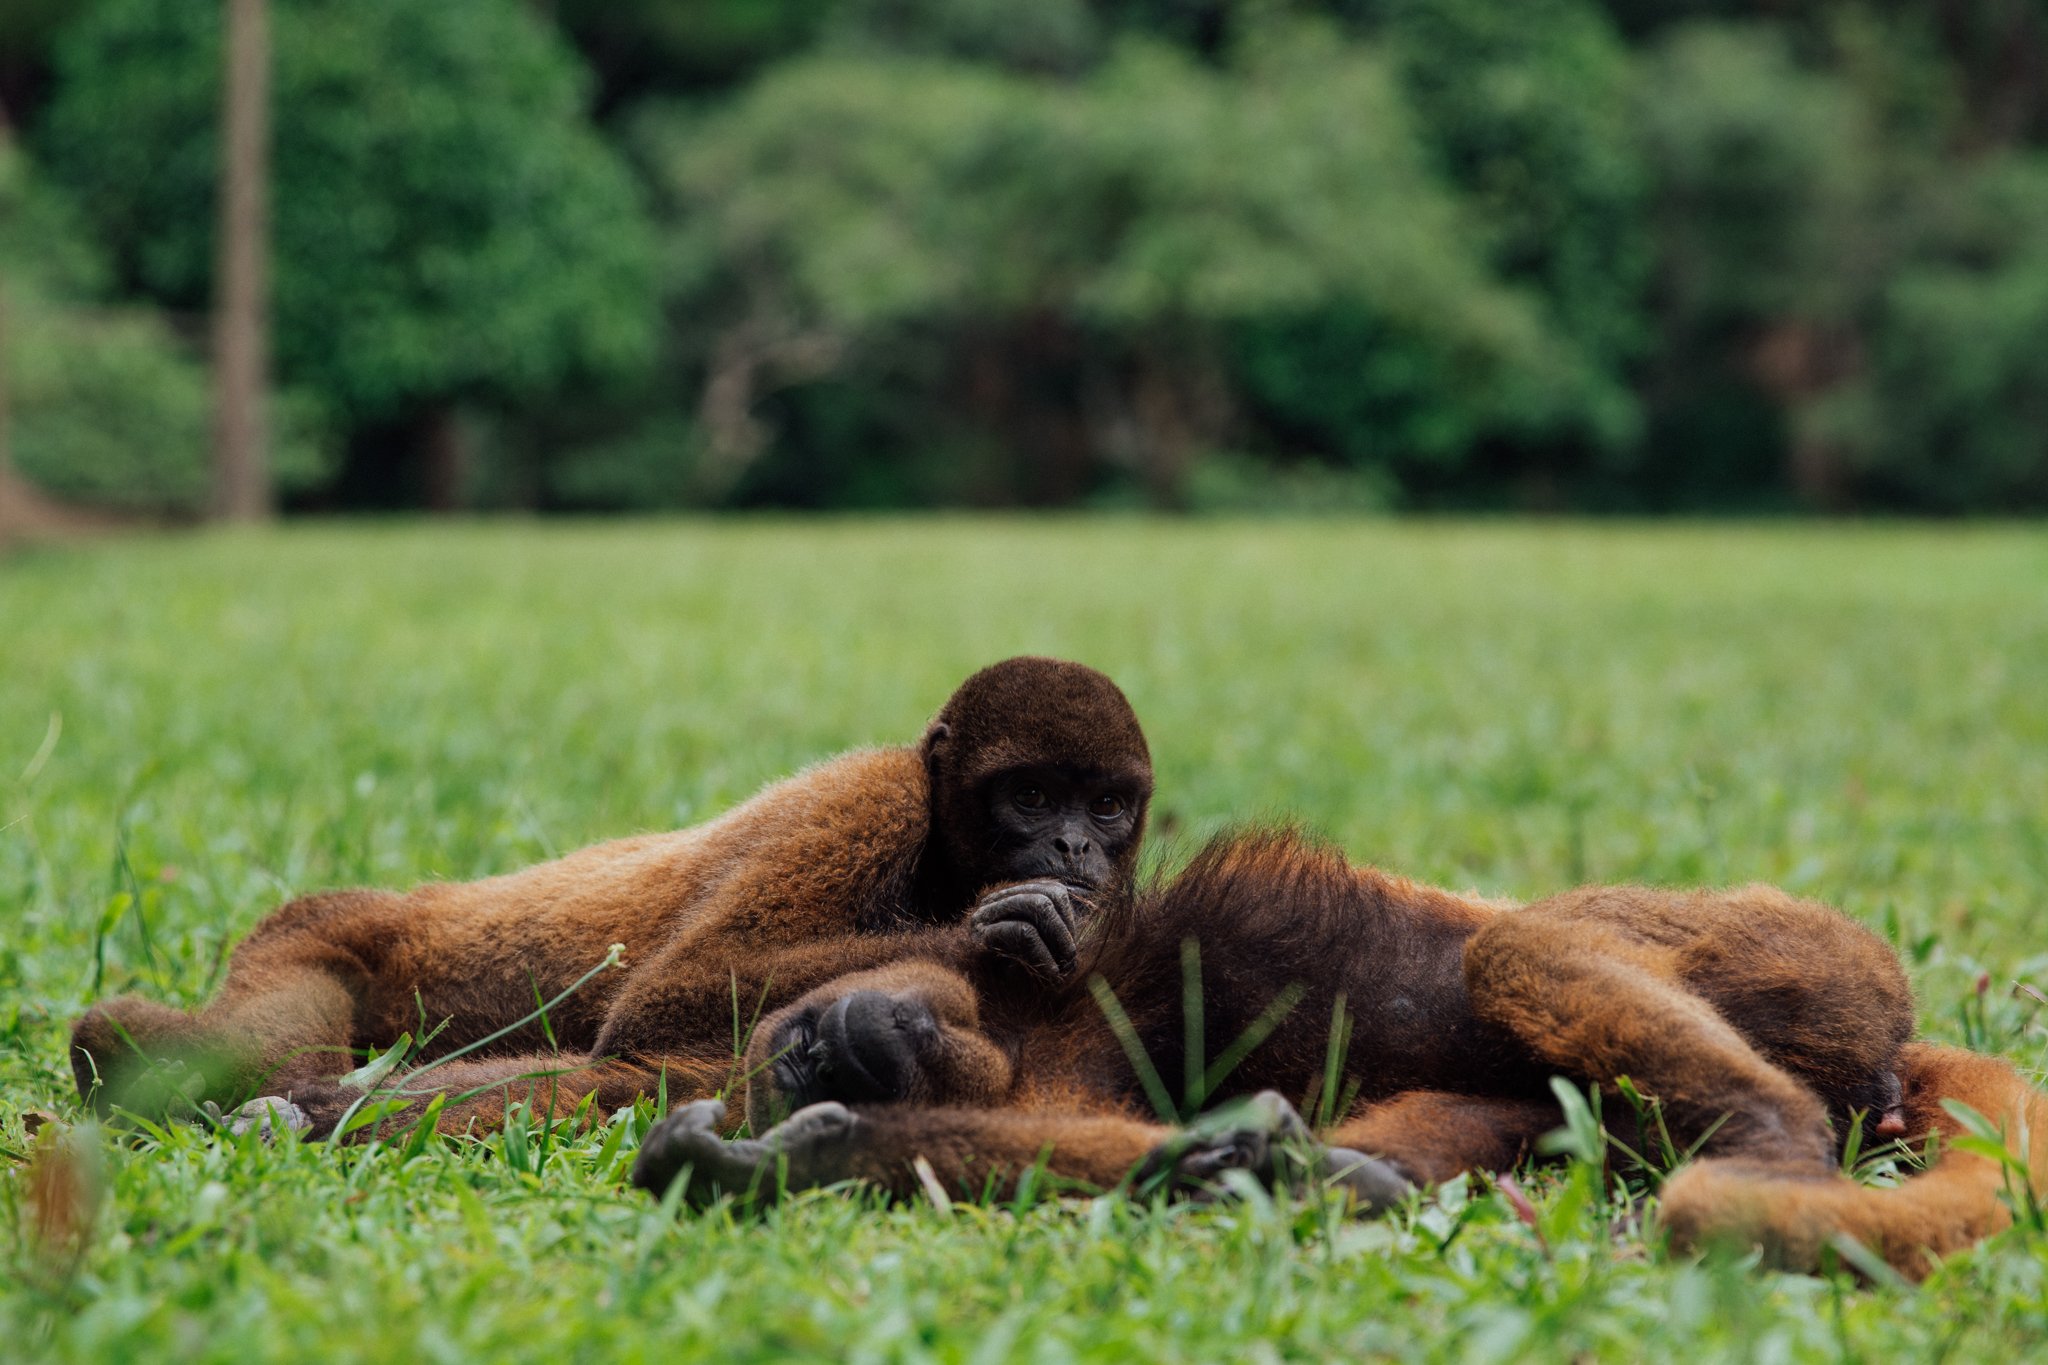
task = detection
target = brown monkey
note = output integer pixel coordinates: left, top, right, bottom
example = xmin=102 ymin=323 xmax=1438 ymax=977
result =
xmin=69 ymin=656 xmax=1154 ymax=1137
xmin=635 ymin=831 xmax=2041 ymax=1278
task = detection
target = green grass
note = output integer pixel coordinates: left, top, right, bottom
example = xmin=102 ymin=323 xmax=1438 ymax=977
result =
xmin=5 ymin=519 xmax=2048 ymax=1362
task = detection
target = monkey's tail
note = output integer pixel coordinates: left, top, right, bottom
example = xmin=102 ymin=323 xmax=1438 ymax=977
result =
xmin=1657 ymin=1042 xmax=2048 ymax=1280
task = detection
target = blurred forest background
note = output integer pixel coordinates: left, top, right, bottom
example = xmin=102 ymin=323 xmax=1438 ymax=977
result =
xmin=1 ymin=0 xmax=2045 ymax=518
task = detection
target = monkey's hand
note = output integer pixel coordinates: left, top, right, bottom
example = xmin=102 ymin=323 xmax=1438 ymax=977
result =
xmin=631 ymin=1098 xmax=860 ymax=1208
xmin=1134 ymin=1091 xmax=1413 ymax=1215
xmin=970 ymin=879 xmax=1085 ymax=981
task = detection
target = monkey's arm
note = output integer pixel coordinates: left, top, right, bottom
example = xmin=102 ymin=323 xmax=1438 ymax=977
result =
xmin=593 ymin=874 xmax=1094 ymax=1062
xmin=631 ymin=1092 xmax=1414 ymax=1211
xmin=658 ymin=746 xmax=936 ymax=952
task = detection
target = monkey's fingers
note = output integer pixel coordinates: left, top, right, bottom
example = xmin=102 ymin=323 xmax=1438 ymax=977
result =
xmin=263 ymin=1079 xmax=365 ymax=1140
xmin=975 ymin=880 xmax=1085 ymax=935
xmin=999 ymin=877 xmax=1087 ymax=916
xmin=971 ymin=888 xmax=1079 ymax=977
xmin=671 ymin=1098 xmax=730 ymax=1133
xmin=1134 ymin=1093 xmax=1408 ymax=1210
xmin=973 ymin=919 xmax=1069 ymax=979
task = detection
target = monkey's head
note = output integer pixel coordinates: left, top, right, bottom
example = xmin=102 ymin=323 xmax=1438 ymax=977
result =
xmin=920 ymin=657 xmax=1152 ymax=901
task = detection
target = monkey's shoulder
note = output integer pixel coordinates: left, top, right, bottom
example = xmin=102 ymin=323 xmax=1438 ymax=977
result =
xmin=686 ymin=745 xmax=933 ymax=879
xmin=740 ymin=745 xmax=930 ymax=830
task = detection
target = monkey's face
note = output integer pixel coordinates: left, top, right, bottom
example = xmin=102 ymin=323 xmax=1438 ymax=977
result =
xmin=977 ymin=764 xmax=1146 ymax=892
xmin=921 ymin=656 xmax=1153 ymax=903
xmin=744 ymin=963 xmax=1012 ymax=1132
xmin=1833 ymin=1063 xmax=1911 ymax=1142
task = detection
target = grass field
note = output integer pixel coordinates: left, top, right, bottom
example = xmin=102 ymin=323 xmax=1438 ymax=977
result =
xmin=5 ymin=519 xmax=2048 ymax=1362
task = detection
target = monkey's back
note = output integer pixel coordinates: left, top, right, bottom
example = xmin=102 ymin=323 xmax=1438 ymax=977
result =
xmin=280 ymin=746 xmax=932 ymax=1053
xmin=1055 ymin=831 xmax=1538 ymax=1113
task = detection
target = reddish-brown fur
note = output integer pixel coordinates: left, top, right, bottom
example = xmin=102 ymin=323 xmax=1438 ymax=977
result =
xmin=665 ymin=831 xmax=2042 ymax=1279
xmin=69 ymin=657 xmax=1151 ymax=1136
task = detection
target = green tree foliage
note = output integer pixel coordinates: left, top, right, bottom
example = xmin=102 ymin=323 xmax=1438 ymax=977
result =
xmin=1834 ymin=156 xmax=2048 ymax=509
xmin=1224 ymin=0 xmax=1651 ymax=504
xmin=648 ymin=25 xmax=1591 ymax=505
xmin=1637 ymin=19 xmax=2048 ymax=509
xmin=9 ymin=0 xmax=2047 ymax=512
xmin=1378 ymin=0 xmax=1649 ymax=439
xmin=833 ymin=0 xmax=1104 ymax=73
xmin=1631 ymin=23 xmax=1892 ymax=506
xmin=1640 ymin=25 xmax=1892 ymax=332
xmin=0 ymin=135 xmax=327 ymax=512
xmin=553 ymin=0 xmax=824 ymax=104
xmin=38 ymin=0 xmax=656 ymax=464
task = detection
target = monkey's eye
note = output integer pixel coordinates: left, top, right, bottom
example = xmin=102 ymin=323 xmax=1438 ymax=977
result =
xmin=1089 ymin=794 xmax=1126 ymax=819
xmin=1014 ymin=787 xmax=1049 ymax=811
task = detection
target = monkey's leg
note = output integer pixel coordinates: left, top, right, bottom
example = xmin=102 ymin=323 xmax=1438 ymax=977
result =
xmin=632 ymin=1098 xmax=1174 ymax=1206
xmin=70 ymin=890 xmax=413 ymax=1117
xmin=1523 ymin=884 xmax=1916 ymax=1126
xmin=1322 ymin=1091 xmax=1565 ymax=1186
xmin=1660 ymin=1042 xmax=2048 ymax=1280
xmin=1133 ymin=1091 xmax=1416 ymax=1211
xmin=279 ymin=1051 xmax=737 ymax=1141
xmin=1463 ymin=913 xmax=1838 ymax=1170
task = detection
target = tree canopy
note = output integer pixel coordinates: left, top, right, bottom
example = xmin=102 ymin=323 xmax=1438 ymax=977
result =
xmin=37 ymin=0 xmax=656 ymax=460
xmin=4 ymin=0 xmax=2044 ymax=512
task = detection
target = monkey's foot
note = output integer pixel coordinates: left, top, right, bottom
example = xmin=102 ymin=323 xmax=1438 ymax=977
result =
xmin=206 ymin=1095 xmax=313 ymax=1141
xmin=1136 ymin=1091 xmax=1413 ymax=1214
xmin=632 ymin=1099 xmax=860 ymax=1208
xmin=766 ymin=989 xmax=942 ymax=1115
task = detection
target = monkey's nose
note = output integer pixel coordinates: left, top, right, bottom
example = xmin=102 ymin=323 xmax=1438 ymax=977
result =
xmin=1875 ymin=1106 xmax=1908 ymax=1139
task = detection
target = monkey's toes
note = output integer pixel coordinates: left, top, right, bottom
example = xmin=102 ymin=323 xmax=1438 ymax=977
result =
xmin=669 ymin=1098 xmax=730 ymax=1133
xmin=1322 ymin=1147 xmax=1415 ymax=1214
xmin=631 ymin=1100 xmax=731 ymax=1196
xmin=217 ymin=1096 xmax=313 ymax=1141
xmin=632 ymin=1100 xmax=858 ymax=1207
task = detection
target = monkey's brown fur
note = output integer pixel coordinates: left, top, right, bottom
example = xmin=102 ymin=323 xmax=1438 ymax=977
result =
xmin=69 ymin=657 xmax=1152 ymax=1135
xmin=657 ymin=831 xmax=2044 ymax=1279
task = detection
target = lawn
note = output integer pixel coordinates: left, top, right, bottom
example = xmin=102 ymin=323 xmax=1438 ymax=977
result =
xmin=4 ymin=519 xmax=2048 ymax=1362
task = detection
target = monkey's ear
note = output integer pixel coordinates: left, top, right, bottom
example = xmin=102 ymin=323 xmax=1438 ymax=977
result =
xmin=920 ymin=721 xmax=952 ymax=762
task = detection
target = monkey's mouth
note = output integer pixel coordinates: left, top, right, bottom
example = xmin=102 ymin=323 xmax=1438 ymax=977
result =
xmin=1003 ymin=863 xmax=1103 ymax=896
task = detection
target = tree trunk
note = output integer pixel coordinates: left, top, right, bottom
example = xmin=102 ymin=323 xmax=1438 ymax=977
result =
xmin=0 ymin=272 xmax=17 ymax=542
xmin=212 ymin=0 xmax=273 ymax=522
xmin=1125 ymin=336 xmax=1230 ymax=509
xmin=1751 ymin=319 xmax=1865 ymax=510
xmin=420 ymin=403 xmax=469 ymax=513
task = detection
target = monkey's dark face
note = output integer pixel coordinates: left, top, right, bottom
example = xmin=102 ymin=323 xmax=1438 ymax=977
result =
xmin=920 ymin=657 xmax=1153 ymax=906
xmin=979 ymin=764 xmax=1144 ymax=891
